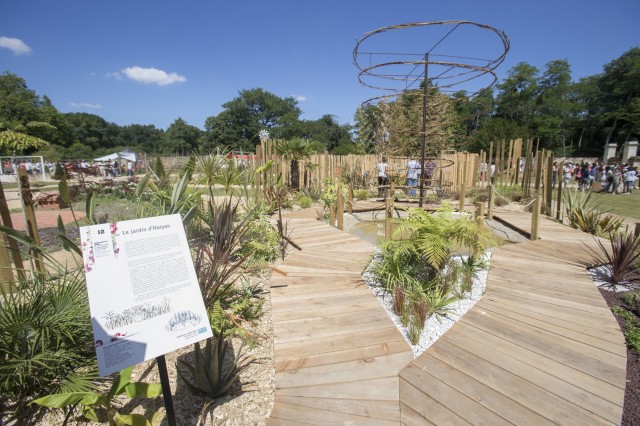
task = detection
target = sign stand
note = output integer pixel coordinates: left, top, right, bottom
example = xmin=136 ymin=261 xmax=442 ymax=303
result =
xmin=156 ymin=355 xmax=177 ymax=426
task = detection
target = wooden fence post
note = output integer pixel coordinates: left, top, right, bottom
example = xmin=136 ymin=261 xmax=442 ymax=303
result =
xmin=459 ymin=183 xmax=466 ymax=213
xmin=556 ymin=174 xmax=563 ymax=221
xmin=531 ymin=194 xmax=542 ymax=240
xmin=545 ymin=154 xmax=553 ymax=216
xmin=0 ymin=181 xmax=24 ymax=280
xmin=336 ymin=186 xmax=344 ymax=231
xmin=385 ymin=197 xmax=393 ymax=240
xmin=487 ymin=185 xmax=494 ymax=220
xmin=347 ymin=183 xmax=354 ymax=214
xmin=329 ymin=203 xmax=336 ymax=228
xmin=18 ymin=169 xmax=46 ymax=275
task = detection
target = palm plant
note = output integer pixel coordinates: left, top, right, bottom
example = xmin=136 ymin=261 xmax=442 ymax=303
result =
xmin=0 ymin=269 xmax=98 ymax=422
xmin=275 ymin=137 xmax=315 ymax=190
xmin=392 ymin=205 xmax=494 ymax=273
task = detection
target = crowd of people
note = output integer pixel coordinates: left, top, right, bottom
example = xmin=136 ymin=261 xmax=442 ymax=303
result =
xmin=376 ymin=156 xmax=438 ymax=197
xmin=555 ymin=161 xmax=638 ymax=194
xmin=1 ymin=159 xmax=56 ymax=176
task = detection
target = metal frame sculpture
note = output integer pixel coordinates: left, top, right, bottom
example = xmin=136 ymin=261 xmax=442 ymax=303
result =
xmin=354 ymin=20 xmax=510 ymax=206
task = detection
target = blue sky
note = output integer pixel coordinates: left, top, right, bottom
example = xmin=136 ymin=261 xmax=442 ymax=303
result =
xmin=1 ymin=0 xmax=638 ymax=131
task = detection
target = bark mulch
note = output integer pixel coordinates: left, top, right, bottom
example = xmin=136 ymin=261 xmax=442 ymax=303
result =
xmin=599 ymin=288 xmax=640 ymax=426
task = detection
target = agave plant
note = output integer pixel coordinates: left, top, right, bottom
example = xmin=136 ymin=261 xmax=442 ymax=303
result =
xmin=178 ymin=302 xmax=251 ymax=399
xmin=563 ymin=189 xmax=623 ymax=236
xmin=587 ymin=232 xmax=640 ymax=289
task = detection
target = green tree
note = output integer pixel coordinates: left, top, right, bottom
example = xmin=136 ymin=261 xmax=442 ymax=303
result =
xmin=452 ymin=88 xmax=495 ymax=149
xmin=495 ymin=62 xmax=540 ymax=130
xmin=354 ymin=104 xmax=385 ymax=153
xmin=533 ymin=59 xmax=577 ymax=153
xmin=204 ymin=88 xmax=301 ymax=150
xmin=161 ymin=118 xmax=202 ymax=154
xmin=598 ymin=47 xmax=640 ymax=145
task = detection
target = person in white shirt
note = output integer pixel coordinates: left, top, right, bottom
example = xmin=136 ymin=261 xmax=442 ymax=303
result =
xmin=407 ymin=157 xmax=421 ymax=196
xmin=377 ymin=157 xmax=389 ymax=198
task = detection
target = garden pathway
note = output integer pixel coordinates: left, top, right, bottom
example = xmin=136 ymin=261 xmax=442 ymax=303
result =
xmin=400 ymin=209 xmax=627 ymax=425
xmin=267 ymin=207 xmax=627 ymax=424
xmin=267 ymin=212 xmax=413 ymax=424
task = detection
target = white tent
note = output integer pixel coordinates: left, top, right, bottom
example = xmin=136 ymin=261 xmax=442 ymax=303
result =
xmin=94 ymin=152 xmax=137 ymax=163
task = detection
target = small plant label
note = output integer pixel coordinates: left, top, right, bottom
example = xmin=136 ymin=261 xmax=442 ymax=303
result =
xmin=80 ymin=214 xmax=212 ymax=376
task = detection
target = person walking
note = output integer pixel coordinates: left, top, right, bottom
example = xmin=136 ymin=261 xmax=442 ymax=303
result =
xmin=377 ymin=157 xmax=389 ymax=198
xmin=407 ymin=157 xmax=421 ymax=196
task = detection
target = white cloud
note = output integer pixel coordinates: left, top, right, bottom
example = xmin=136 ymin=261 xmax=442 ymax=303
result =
xmin=293 ymin=95 xmax=307 ymax=102
xmin=70 ymin=102 xmax=102 ymax=109
xmin=106 ymin=71 xmax=122 ymax=80
xmin=0 ymin=36 xmax=32 ymax=55
xmin=120 ymin=66 xmax=187 ymax=86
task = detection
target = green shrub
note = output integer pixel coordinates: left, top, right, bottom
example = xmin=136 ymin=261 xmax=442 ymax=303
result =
xmin=298 ymin=195 xmax=312 ymax=208
xmin=236 ymin=216 xmax=279 ymax=266
xmin=354 ymin=189 xmax=371 ymax=200
xmin=154 ymin=157 xmax=166 ymax=179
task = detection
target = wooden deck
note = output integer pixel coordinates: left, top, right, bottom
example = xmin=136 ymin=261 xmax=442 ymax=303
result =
xmin=401 ymin=209 xmax=627 ymax=425
xmin=267 ymin=208 xmax=627 ymax=425
xmin=268 ymin=216 xmax=413 ymax=424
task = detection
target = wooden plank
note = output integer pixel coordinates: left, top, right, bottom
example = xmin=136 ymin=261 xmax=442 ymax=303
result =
xmin=275 ymin=351 xmax=412 ymax=389
xmin=441 ymin=330 xmax=623 ymax=423
xmin=274 ymin=317 xmax=395 ymax=344
xmin=269 ymin=401 xmax=398 ymax=425
xmin=278 ymin=377 xmax=399 ymax=400
xmin=277 ymin=396 xmax=399 ymax=421
xmin=460 ymin=309 xmax=626 ymax=386
xmin=426 ymin=339 xmax=614 ymax=425
xmin=448 ymin=319 xmax=625 ymax=405
xmin=401 ymin=361 xmax=520 ymax=424
xmin=276 ymin=340 xmax=410 ymax=372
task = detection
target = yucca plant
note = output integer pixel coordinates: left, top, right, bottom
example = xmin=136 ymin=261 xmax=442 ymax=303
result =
xmin=178 ymin=302 xmax=251 ymax=400
xmin=586 ymin=233 xmax=640 ymax=289
xmin=195 ymin=199 xmax=254 ymax=308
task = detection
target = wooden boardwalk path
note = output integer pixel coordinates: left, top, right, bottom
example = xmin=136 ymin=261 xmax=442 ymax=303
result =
xmin=268 ymin=214 xmax=413 ymax=424
xmin=267 ymin=208 xmax=627 ymax=425
xmin=401 ymin=209 xmax=627 ymax=425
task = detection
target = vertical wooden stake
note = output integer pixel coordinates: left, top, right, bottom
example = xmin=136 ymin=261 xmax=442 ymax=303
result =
xmin=329 ymin=203 xmax=336 ymax=228
xmin=459 ymin=184 xmax=466 ymax=213
xmin=531 ymin=195 xmax=542 ymax=240
xmin=545 ymin=155 xmax=553 ymax=216
xmin=18 ymin=169 xmax=45 ymax=275
xmin=556 ymin=173 xmax=563 ymax=221
xmin=385 ymin=197 xmax=393 ymax=240
xmin=487 ymin=185 xmax=494 ymax=220
xmin=0 ymin=180 xmax=24 ymax=279
xmin=474 ymin=201 xmax=484 ymax=220
xmin=336 ymin=187 xmax=344 ymax=231
xmin=347 ymin=183 xmax=354 ymax=214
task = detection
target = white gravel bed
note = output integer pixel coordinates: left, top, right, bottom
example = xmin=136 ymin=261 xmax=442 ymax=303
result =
xmin=588 ymin=265 xmax=636 ymax=292
xmin=362 ymin=250 xmax=492 ymax=357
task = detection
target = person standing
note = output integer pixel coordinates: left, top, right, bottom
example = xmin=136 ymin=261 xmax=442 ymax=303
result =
xmin=407 ymin=157 xmax=421 ymax=196
xmin=127 ymin=161 xmax=133 ymax=177
xmin=377 ymin=157 xmax=389 ymax=198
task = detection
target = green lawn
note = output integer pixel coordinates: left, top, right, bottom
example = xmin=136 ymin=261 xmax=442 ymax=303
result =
xmin=592 ymin=191 xmax=640 ymax=219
